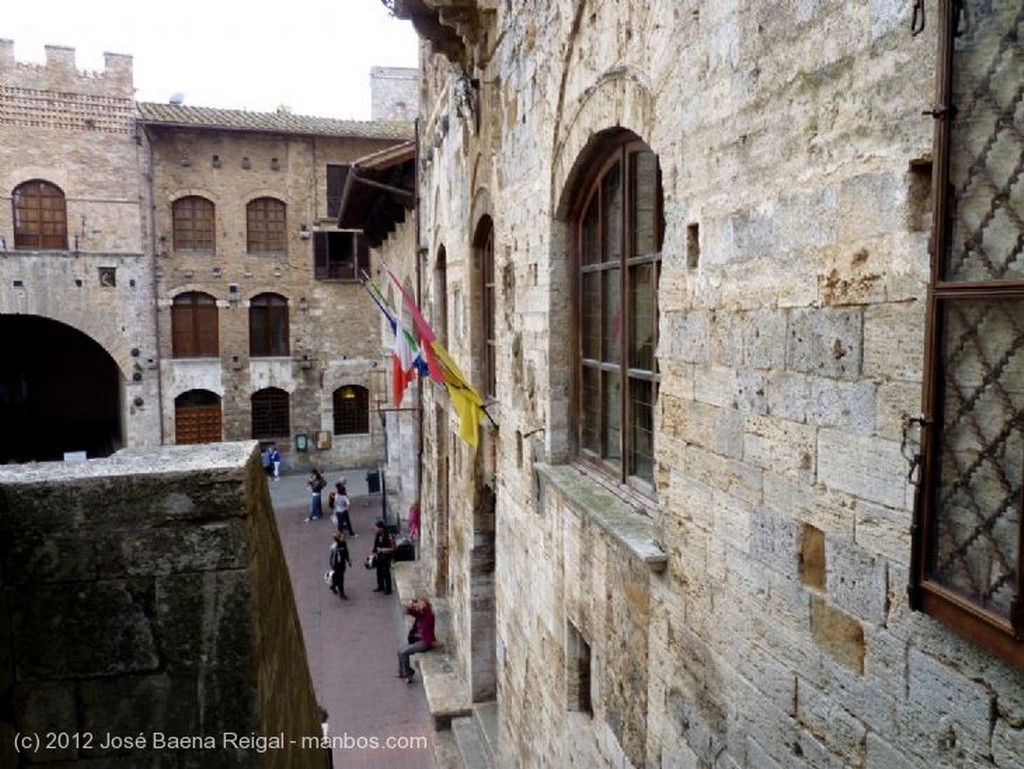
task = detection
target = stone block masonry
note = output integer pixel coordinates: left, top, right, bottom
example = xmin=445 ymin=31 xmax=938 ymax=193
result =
xmin=0 ymin=442 xmax=324 ymax=768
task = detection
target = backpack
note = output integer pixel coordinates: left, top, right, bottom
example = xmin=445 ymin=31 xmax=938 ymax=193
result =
xmin=328 ymin=491 xmax=336 ymax=509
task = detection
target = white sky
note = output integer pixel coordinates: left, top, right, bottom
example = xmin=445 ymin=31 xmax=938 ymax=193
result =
xmin=1 ymin=0 xmax=419 ymax=120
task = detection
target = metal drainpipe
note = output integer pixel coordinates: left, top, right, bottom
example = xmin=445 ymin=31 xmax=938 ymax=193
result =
xmin=142 ymin=123 xmax=165 ymax=445
xmin=414 ymin=116 xmax=424 ymax=509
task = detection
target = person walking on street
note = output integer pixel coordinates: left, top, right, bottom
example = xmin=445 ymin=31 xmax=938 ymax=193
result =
xmin=329 ymin=531 xmax=351 ymax=600
xmin=306 ymin=468 xmax=326 ymax=522
xmin=371 ymin=519 xmax=396 ymax=595
xmin=333 ymin=480 xmax=355 ymax=536
xmin=397 ymin=598 xmax=436 ymax=682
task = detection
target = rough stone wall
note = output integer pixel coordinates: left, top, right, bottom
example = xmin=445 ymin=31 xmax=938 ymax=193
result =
xmin=145 ymin=125 xmax=400 ymax=471
xmin=403 ymin=1 xmax=1024 ymax=769
xmin=0 ymin=41 xmax=161 ymax=451
xmin=375 ymin=214 xmax=422 ymax=522
xmin=0 ymin=442 xmax=323 ymax=767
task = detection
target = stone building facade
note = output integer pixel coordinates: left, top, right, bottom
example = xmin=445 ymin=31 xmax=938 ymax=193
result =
xmin=0 ymin=42 xmax=414 ymax=472
xmin=374 ymin=2 xmax=1024 ymax=768
xmin=0 ymin=41 xmax=160 ymax=462
xmin=139 ymin=102 xmax=409 ymax=472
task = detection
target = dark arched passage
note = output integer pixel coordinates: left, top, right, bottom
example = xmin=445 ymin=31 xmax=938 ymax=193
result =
xmin=0 ymin=315 xmax=122 ymax=462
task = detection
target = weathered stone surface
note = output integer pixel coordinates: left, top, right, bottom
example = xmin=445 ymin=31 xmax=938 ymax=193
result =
xmin=0 ymin=444 xmax=322 ymax=768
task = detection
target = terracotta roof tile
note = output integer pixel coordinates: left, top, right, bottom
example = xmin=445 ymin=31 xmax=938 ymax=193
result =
xmin=136 ymin=102 xmax=413 ymax=140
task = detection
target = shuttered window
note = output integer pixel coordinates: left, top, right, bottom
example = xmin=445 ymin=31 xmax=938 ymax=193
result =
xmin=172 ymin=196 xmax=215 ymax=252
xmin=171 ymin=292 xmax=219 ymax=358
xmin=912 ymin=0 xmax=1024 ymax=669
xmin=249 ymin=293 xmax=289 ymax=357
xmin=13 ymin=180 xmax=67 ymax=250
xmin=246 ymin=197 xmax=287 ymax=255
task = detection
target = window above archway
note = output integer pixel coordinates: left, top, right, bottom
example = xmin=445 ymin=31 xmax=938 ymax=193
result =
xmin=12 ymin=180 xmax=67 ymax=250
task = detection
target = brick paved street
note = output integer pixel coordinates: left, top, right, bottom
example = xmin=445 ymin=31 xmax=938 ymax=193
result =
xmin=269 ymin=469 xmax=436 ymax=769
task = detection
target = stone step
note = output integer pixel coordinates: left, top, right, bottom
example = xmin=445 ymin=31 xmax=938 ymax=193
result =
xmin=433 ymin=727 xmax=465 ymax=769
xmin=474 ymin=700 xmax=499 ymax=760
xmin=416 ymin=651 xmax=471 ymax=730
xmin=452 ymin=713 xmax=494 ymax=769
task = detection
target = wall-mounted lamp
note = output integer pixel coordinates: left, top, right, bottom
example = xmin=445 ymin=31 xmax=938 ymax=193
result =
xmin=298 ymin=297 xmax=309 ymax=312
xmin=299 ymin=224 xmax=311 ymax=240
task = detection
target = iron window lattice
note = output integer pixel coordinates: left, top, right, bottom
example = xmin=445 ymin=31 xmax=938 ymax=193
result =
xmin=913 ymin=0 xmax=1024 ymax=666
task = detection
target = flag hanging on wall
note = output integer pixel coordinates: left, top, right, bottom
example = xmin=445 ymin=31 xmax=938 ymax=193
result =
xmin=382 ymin=265 xmax=486 ymax=447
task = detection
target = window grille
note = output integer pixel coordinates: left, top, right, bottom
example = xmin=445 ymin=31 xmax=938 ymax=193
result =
xmin=913 ymin=0 xmax=1024 ymax=668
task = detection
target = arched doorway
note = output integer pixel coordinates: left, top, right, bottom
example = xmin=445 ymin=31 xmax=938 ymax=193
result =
xmin=174 ymin=390 xmax=223 ymax=444
xmin=0 ymin=315 xmax=122 ymax=462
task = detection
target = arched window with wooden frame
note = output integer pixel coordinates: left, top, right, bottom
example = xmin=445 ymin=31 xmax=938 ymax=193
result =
xmin=246 ymin=197 xmax=287 ymax=255
xmin=332 ymin=385 xmax=370 ymax=435
xmin=249 ymin=293 xmax=290 ymax=357
xmin=171 ymin=292 xmax=219 ymax=358
xmin=12 ymin=180 xmax=67 ymax=250
xmin=172 ymin=195 xmax=216 ymax=253
xmin=251 ymin=387 xmax=290 ymax=439
xmin=573 ymin=132 xmax=662 ymax=490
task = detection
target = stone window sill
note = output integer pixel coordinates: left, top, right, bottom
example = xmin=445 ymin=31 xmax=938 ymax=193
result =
xmin=534 ymin=462 xmax=667 ymax=572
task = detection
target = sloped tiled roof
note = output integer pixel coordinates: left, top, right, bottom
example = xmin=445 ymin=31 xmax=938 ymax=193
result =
xmin=136 ymin=102 xmax=413 ymax=141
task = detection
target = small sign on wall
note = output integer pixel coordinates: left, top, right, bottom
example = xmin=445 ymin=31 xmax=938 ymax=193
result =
xmin=316 ymin=431 xmax=332 ymax=450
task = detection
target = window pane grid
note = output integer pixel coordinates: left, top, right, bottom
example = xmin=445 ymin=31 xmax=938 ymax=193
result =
xmin=252 ymin=388 xmax=290 ymax=438
xmin=173 ymin=196 xmax=215 ymax=252
xmin=333 ymin=385 xmax=370 ymax=434
xmin=915 ymin=0 xmax=1024 ymax=664
xmin=577 ymin=142 xmax=661 ymax=485
xmin=928 ymin=298 xmax=1024 ymax=621
xmin=247 ymin=198 xmax=286 ymax=254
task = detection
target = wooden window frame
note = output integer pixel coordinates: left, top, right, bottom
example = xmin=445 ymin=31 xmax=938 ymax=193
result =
xmin=12 ymin=179 xmax=68 ymax=250
xmin=572 ymin=133 xmax=663 ymax=491
xmin=476 ymin=216 xmax=497 ymax=399
xmin=332 ymin=385 xmax=370 ymax=435
xmin=249 ymin=293 xmax=290 ymax=357
xmin=171 ymin=292 xmax=219 ymax=358
xmin=246 ymin=197 xmax=287 ymax=255
xmin=911 ymin=0 xmax=1024 ymax=669
xmin=313 ymin=230 xmax=370 ymax=280
xmin=251 ymin=387 xmax=290 ymax=439
xmin=326 ymin=164 xmax=350 ymax=219
xmin=172 ymin=195 xmax=216 ymax=253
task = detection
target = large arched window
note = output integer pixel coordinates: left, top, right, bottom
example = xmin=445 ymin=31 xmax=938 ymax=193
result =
xmin=12 ymin=180 xmax=67 ymax=249
xmin=246 ymin=197 xmax=287 ymax=255
xmin=251 ymin=387 xmax=290 ymax=439
xmin=249 ymin=293 xmax=289 ymax=357
xmin=333 ymin=385 xmax=369 ymax=435
xmin=575 ymin=134 xmax=662 ymax=487
xmin=172 ymin=196 xmax=216 ymax=252
xmin=174 ymin=390 xmax=222 ymax=444
xmin=171 ymin=292 xmax=219 ymax=358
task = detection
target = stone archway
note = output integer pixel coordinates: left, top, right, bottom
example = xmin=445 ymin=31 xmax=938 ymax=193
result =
xmin=0 ymin=314 xmax=122 ymax=463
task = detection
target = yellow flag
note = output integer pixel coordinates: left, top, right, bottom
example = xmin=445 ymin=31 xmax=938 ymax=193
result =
xmin=431 ymin=340 xmax=484 ymax=447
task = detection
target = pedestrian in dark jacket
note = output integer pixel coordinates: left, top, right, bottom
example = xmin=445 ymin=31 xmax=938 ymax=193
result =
xmin=329 ymin=531 xmax=351 ymax=600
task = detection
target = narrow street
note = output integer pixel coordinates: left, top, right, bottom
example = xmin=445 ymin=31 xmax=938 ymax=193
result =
xmin=268 ymin=469 xmax=436 ymax=769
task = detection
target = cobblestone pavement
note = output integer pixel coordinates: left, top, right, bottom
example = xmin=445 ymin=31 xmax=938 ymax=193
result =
xmin=269 ymin=469 xmax=436 ymax=769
